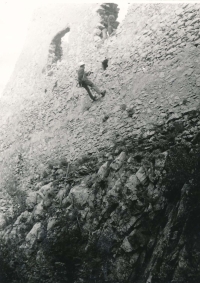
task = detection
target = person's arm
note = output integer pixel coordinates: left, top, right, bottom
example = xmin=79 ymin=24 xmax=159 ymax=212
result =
xmin=85 ymin=70 xmax=93 ymax=76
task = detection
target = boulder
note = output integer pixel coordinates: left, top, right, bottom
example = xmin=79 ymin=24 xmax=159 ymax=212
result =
xmin=110 ymin=152 xmax=126 ymax=171
xmin=39 ymin=182 xmax=53 ymax=197
xmin=61 ymin=196 xmax=71 ymax=208
xmin=68 ymin=184 xmax=89 ymax=209
xmin=136 ymin=167 xmax=148 ymax=186
xmin=98 ymin=161 xmax=109 ymax=180
xmin=47 ymin=217 xmax=57 ymax=231
xmin=37 ymin=227 xmax=46 ymax=242
xmin=121 ymin=237 xmax=133 ymax=253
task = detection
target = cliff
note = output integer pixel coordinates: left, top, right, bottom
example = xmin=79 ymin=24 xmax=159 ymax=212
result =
xmin=0 ymin=3 xmax=200 ymax=283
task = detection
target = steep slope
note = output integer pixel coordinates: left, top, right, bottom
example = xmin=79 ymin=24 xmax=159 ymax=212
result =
xmin=0 ymin=3 xmax=200 ymax=283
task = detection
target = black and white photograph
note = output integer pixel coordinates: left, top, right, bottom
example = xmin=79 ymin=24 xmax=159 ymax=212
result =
xmin=0 ymin=0 xmax=200 ymax=282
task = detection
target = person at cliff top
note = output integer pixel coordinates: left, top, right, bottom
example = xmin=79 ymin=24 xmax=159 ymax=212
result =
xmin=77 ymin=62 xmax=106 ymax=101
xmin=107 ymin=15 xmax=117 ymax=35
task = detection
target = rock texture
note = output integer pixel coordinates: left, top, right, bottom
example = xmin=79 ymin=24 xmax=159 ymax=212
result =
xmin=0 ymin=2 xmax=200 ymax=283
xmin=1 ymin=126 xmax=200 ymax=283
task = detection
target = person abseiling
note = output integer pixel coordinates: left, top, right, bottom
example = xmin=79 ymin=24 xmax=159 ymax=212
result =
xmin=77 ymin=61 xmax=106 ymax=101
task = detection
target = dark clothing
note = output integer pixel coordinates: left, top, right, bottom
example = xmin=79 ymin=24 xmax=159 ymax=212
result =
xmin=77 ymin=66 xmax=86 ymax=82
xmin=77 ymin=66 xmax=103 ymax=101
xmin=107 ymin=25 xmax=113 ymax=36
xmin=82 ymin=77 xmax=95 ymax=87
xmin=78 ymin=66 xmax=95 ymax=86
xmin=81 ymin=81 xmax=96 ymax=101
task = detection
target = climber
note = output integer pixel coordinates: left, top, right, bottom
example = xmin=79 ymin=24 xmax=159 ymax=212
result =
xmin=102 ymin=28 xmax=108 ymax=41
xmin=77 ymin=62 xmax=106 ymax=101
xmin=107 ymin=15 xmax=116 ymax=35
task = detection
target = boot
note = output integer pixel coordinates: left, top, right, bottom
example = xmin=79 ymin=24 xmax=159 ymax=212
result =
xmin=101 ymin=90 xmax=106 ymax=97
xmin=92 ymin=85 xmax=102 ymax=95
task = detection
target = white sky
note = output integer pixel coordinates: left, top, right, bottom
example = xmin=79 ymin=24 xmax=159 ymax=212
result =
xmin=0 ymin=0 xmax=197 ymax=95
xmin=0 ymin=0 xmax=33 ymax=95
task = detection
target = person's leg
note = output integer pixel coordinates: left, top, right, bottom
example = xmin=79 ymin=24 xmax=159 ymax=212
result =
xmin=82 ymin=82 xmax=96 ymax=101
xmin=91 ymin=84 xmax=102 ymax=95
xmin=108 ymin=24 xmax=113 ymax=36
xmin=84 ymin=78 xmax=105 ymax=96
xmin=102 ymin=28 xmax=108 ymax=41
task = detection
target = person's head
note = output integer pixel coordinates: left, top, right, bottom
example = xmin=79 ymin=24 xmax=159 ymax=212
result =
xmin=108 ymin=14 xmax=115 ymax=24
xmin=79 ymin=61 xmax=85 ymax=68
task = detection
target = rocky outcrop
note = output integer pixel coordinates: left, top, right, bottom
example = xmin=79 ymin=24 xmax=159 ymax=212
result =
xmin=0 ymin=2 xmax=200 ymax=283
xmin=1 ymin=110 xmax=200 ymax=282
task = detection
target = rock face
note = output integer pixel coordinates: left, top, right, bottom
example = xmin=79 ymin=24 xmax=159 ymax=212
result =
xmin=0 ymin=2 xmax=200 ymax=283
xmin=1 ymin=128 xmax=200 ymax=283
